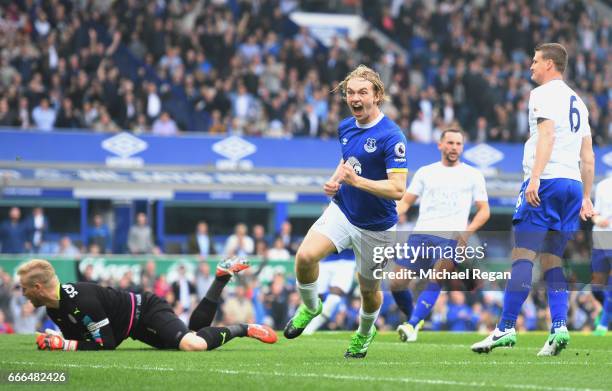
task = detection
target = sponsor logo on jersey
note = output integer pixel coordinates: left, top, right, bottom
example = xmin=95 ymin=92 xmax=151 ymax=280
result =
xmin=364 ymin=138 xmax=377 ymax=153
xmin=62 ymin=284 xmax=78 ymax=298
xmin=83 ymin=315 xmax=104 ymax=346
xmin=346 ymin=156 xmax=362 ymax=175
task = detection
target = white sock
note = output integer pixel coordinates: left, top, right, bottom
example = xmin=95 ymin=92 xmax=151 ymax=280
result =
xmin=304 ymin=294 xmax=343 ymax=334
xmin=358 ymin=307 xmax=380 ymax=335
xmin=297 ymin=281 xmax=319 ymax=312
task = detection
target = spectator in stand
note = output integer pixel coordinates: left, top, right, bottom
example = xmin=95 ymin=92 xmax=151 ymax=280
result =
xmin=87 ymin=214 xmax=112 ymax=253
xmin=187 ymin=221 xmax=216 ymax=258
xmin=277 ymin=220 xmax=298 ymax=254
xmin=447 ymin=292 xmax=479 ymax=331
xmin=25 ymin=207 xmax=48 ymax=254
xmin=224 ymin=223 xmax=254 ymax=257
xmin=195 ymin=261 xmax=214 ymax=300
xmin=267 ymin=236 xmax=291 ymax=261
xmin=56 ymin=236 xmax=81 ymax=257
xmin=252 ymin=224 xmax=268 ymax=248
xmin=223 ymin=285 xmax=255 ymax=324
xmin=151 ymin=111 xmax=179 ymax=136
xmin=31 ymin=97 xmax=56 ymax=131
xmin=127 ymin=213 xmax=154 ymax=254
xmin=171 ymin=264 xmax=196 ymax=312
xmin=0 ymin=207 xmax=29 ymax=254
xmin=263 ymin=273 xmax=291 ymax=330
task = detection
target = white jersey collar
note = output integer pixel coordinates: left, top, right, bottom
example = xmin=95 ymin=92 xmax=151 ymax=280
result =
xmin=355 ymin=112 xmax=385 ymax=129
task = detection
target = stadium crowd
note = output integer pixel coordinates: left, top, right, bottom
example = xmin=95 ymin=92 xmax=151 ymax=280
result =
xmin=0 ymin=0 xmax=609 ymax=144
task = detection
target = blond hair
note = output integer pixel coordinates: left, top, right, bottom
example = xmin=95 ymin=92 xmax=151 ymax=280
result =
xmin=332 ymin=64 xmax=389 ymax=106
xmin=17 ymin=259 xmax=58 ymax=288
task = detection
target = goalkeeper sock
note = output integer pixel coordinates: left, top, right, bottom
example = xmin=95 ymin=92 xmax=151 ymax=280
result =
xmin=205 ymin=274 xmax=232 ymax=302
xmin=409 ymin=282 xmax=441 ymax=327
xmin=499 ymin=260 xmax=533 ymax=331
xmin=196 ymin=325 xmax=247 ymax=350
xmin=189 ymin=275 xmax=232 ymax=330
xmin=545 ymin=267 xmax=568 ymax=333
xmin=392 ymin=289 xmax=413 ymax=320
xmin=189 ymin=298 xmax=218 ymax=330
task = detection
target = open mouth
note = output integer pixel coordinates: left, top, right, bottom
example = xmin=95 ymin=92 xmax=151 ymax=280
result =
xmin=351 ymin=104 xmax=364 ymax=116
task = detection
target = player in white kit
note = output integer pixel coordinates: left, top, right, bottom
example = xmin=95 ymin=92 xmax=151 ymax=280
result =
xmin=591 ymin=176 xmax=612 ymax=336
xmin=391 ymin=129 xmax=490 ymax=342
xmin=472 ymin=43 xmax=595 ymax=356
xmin=303 ymin=249 xmax=356 ymax=335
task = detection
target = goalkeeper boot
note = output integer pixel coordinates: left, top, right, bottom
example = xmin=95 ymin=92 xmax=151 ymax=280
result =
xmin=247 ymin=324 xmax=278 ymax=344
xmin=471 ymin=327 xmax=516 ymax=353
xmin=216 ymin=256 xmax=250 ymax=277
xmin=397 ymin=320 xmax=424 ymax=342
xmin=537 ymin=326 xmax=570 ymax=356
xmin=283 ymin=299 xmax=323 ymax=339
xmin=344 ymin=326 xmax=377 ymax=359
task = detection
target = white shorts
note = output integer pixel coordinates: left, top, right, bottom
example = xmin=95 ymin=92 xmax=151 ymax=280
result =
xmin=312 ymin=201 xmax=396 ymax=280
xmin=317 ymin=260 xmax=356 ymax=294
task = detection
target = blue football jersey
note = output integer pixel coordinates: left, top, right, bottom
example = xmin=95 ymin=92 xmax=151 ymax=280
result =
xmin=333 ymin=113 xmax=408 ymax=231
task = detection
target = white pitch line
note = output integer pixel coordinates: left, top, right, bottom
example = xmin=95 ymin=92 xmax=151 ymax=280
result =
xmin=210 ymin=368 xmax=606 ymax=391
xmin=232 ymin=360 xmax=606 ymax=367
xmin=302 ymin=338 xmax=612 ymax=352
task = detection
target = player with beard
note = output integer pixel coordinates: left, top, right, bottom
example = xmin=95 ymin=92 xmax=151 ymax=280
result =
xmin=390 ymin=129 xmax=490 ymax=342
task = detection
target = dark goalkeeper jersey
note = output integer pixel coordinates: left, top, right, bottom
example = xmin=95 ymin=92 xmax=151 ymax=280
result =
xmin=46 ymin=282 xmax=139 ymax=350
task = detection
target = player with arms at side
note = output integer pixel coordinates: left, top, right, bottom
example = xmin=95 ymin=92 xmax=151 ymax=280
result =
xmin=283 ymin=65 xmax=408 ymax=358
xmin=591 ymin=176 xmax=612 ymax=336
xmin=391 ymin=129 xmax=490 ymax=342
xmin=303 ymin=249 xmax=356 ymax=335
xmin=472 ymin=43 xmax=595 ymax=356
xmin=19 ymin=258 xmax=277 ymax=351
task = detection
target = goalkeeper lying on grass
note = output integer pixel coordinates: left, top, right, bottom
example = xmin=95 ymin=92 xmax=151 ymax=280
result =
xmin=17 ymin=258 xmax=276 ymax=351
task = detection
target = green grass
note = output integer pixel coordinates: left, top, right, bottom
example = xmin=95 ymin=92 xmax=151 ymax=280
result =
xmin=0 ymin=332 xmax=610 ymax=391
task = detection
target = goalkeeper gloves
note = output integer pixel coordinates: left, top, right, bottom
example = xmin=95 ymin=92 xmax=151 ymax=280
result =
xmin=36 ymin=332 xmax=78 ymax=351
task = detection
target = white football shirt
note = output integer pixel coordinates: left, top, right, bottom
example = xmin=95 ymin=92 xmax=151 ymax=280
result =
xmin=407 ymin=162 xmax=488 ymax=233
xmin=523 ymin=79 xmax=591 ymax=181
xmin=593 ymin=177 xmax=612 ymax=249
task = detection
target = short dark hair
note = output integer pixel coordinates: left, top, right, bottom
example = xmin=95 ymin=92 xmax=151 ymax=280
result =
xmin=440 ymin=128 xmax=465 ymax=141
xmin=535 ymin=43 xmax=568 ymax=74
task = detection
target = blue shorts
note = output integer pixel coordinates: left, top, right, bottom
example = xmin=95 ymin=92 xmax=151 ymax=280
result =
xmin=395 ymin=234 xmax=458 ymax=269
xmin=513 ymin=178 xmax=582 ymax=257
xmin=591 ymin=249 xmax=612 ymax=274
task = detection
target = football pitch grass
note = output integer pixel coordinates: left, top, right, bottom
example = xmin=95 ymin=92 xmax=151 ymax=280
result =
xmin=0 ymin=332 xmax=610 ymax=391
